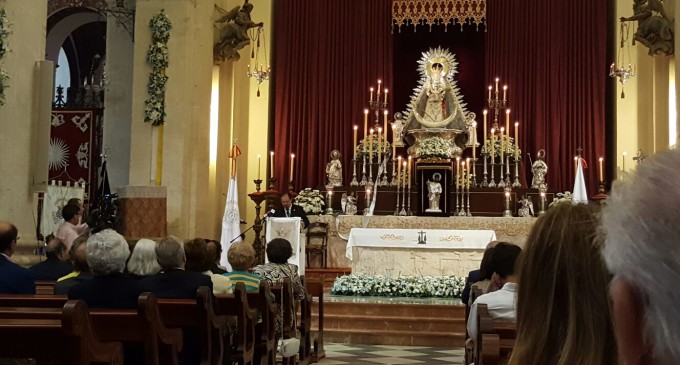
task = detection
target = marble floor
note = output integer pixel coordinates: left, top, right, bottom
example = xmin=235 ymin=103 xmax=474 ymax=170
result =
xmin=316 ymin=343 xmax=465 ymax=365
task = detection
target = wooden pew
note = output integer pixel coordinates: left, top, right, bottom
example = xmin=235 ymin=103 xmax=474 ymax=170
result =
xmin=0 ymin=300 xmax=123 ymax=364
xmin=296 ymin=278 xmax=313 ymax=365
xmin=215 ymin=283 xmax=257 ymax=365
xmin=305 ymin=279 xmax=325 ymax=363
xmin=157 ymin=286 xmax=228 ymax=365
xmin=475 ymin=304 xmax=516 ymax=365
xmin=0 ymin=293 xmax=184 ymax=365
xmin=464 ymin=286 xmax=484 ymax=365
xmin=35 ymin=280 xmax=56 ymax=295
xmin=246 ymin=282 xmax=278 ymax=365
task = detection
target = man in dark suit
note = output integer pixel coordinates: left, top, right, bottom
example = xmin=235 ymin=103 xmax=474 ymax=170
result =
xmin=139 ymin=235 xmax=213 ymax=298
xmin=68 ymin=229 xmax=143 ymax=309
xmin=55 ymin=236 xmax=92 ymax=295
xmin=0 ymin=222 xmax=35 ymax=294
xmin=273 ymin=192 xmax=310 ymax=228
xmin=29 ymin=237 xmax=73 ymax=281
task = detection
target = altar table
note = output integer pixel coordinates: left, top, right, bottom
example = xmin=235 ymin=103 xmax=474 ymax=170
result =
xmin=306 ymin=215 xmax=536 ymax=269
xmin=346 ymin=228 xmax=496 ymax=277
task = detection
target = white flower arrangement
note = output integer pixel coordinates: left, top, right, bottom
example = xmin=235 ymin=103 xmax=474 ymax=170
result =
xmin=355 ymin=134 xmax=391 ymax=158
xmin=331 ymin=274 xmax=466 ymax=298
xmin=0 ymin=8 xmax=10 ymax=107
xmin=416 ymin=136 xmax=451 ymax=159
xmin=548 ymin=191 xmax=572 ymax=208
xmin=294 ymin=188 xmax=325 ymax=215
xmin=483 ymin=136 xmax=521 ymax=159
xmin=145 ymin=10 xmax=172 ymax=126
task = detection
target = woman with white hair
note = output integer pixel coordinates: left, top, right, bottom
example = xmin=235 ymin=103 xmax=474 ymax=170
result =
xmin=68 ymin=229 xmax=143 ymax=309
xmin=127 ymin=238 xmax=162 ymax=278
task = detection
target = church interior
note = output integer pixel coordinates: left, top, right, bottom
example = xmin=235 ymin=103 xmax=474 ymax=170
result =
xmin=0 ymin=0 xmax=679 ymax=364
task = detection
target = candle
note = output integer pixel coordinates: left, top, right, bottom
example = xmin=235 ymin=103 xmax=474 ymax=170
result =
xmin=466 ymin=158 xmax=471 ymax=189
xmin=363 ymin=109 xmax=369 ymax=141
xmin=383 ymin=110 xmax=388 ymax=139
xmin=488 ymin=86 xmax=492 ymax=100
xmin=500 ymin=127 xmax=505 ymax=161
xmin=456 ymin=157 xmax=461 ymax=189
xmin=599 ymin=157 xmax=604 ymax=181
xmin=472 ymin=121 xmax=477 ymax=161
xmin=397 ymin=156 xmax=402 ymax=187
xmin=369 ymin=87 xmax=374 ymax=102
xmin=407 ymin=156 xmax=412 ymax=189
xmin=290 ymin=153 xmax=295 ymax=181
xmin=505 ymin=109 xmax=510 ymax=137
xmin=384 ymin=88 xmax=388 ymax=103
xmin=270 ymin=151 xmax=274 ymax=178
xmin=622 ymin=152 xmax=627 ymax=172
xmin=483 ymin=110 xmax=488 ymax=146
xmin=353 ymin=125 xmax=358 ymax=159
xmin=514 ymin=122 xmax=519 ymax=157
xmin=495 ymin=77 xmax=499 ymax=93
xmin=503 ymin=85 xmax=507 ymax=102
xmin=391 ymin=124 xmax=396 ymax=158
xmin=403 ymin=161 xmax=408 ymax=188
xmin=461 ymin=161 xmax=466 ymax=190
xmin=369 ymin=128 xmax=374 ymax=157
xmin=377 ymin=127 xmax=383 ymax=162
xmin=490 ymin=128 xmax=495 ymax=157
xmin=257 ymin=154 xmax=261 ymax=180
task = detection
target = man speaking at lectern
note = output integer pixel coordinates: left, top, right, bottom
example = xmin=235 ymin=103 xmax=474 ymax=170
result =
xmin=273 ymin=192 xmax=310 ymax=229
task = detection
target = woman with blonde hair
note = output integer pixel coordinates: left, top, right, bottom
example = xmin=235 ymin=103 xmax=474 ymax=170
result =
xmin=508 ymin=203 xmax=616 ymax=365
xmin=127 ymin=238 xmax=162 ymax=278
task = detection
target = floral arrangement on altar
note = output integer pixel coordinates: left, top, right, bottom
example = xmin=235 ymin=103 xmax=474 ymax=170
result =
xmin=145 ymin=10 xmax=172 ymax=126
xmin=355 ymin=134 xmax=391 ymax=158
xmin=331 ymin=274 xmax=465 ymax=298
xmin=548 ymin=191 xmax=572 ymax=208
xmin=294 ymin=188 xmax=325 ymax=215
xmin=415 ymin=136 xmax=451 ymax=159
xmin=483 ymin=136 xmax=521 ymax=159
xmin=0 ymin=8 xmax=10 ymax=107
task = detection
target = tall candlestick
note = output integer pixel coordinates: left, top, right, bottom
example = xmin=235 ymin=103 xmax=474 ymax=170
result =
xmin=391 ymin=124 xmax=396 ymax=158
xmin=407 ymin=156 xmax=412 ymax=189
xmin=574 ymin=156 xmax=578 ymax=173
xmin=270 ymin=151 xmax=274 ymax=178
xmin=505 ymin=109 xmax=510 ymax=136
xmin=461 ymin=162 xmax=466 ymax=191
xmin=383 ymin=110 xmax=388 ymax=137
xmin=369 ymin=87 xmax=374 ymax=102
xmin=290 ymin=153 xmax=295 ymax=181
xmin=384 ymin=88 xmax=388 ymax=103
xmin=403 ymin=161 xmax=407 ymax=188
xmin=377 ymin=127 xmax=383 ymax=162
xmin=472 ymin=122 xmax=477 ymax=161
xmin=503 ymin=85 xmax=507 ymax=102
xmin=622 ymin=152 xmax=627 ymax=172
xmin=466 ymin=158 xmax=471 ymax=189
xmin=363 ymin=109 xmax=369 ymax=141
xmin=514 ymin=122 xmax=519 ymax=157
xmin=488 ymin=86 xmax=492 ymax=100
xmin=257 ymin=154 xmax=261 ymax=180
xmin=397 ymin=156 xmax=402 ymax=187
xmin=483 ymin=110 xmax=488 ymax=145
xmin=599 ymin=157 xmax=604 ymax=181
xmin=456 ymin=157 xmax=461 ymax=189
xmin=495 ymin=77 xmax=499 ymax=93
xmin=353 ymin=125 xmax=358 ymax=159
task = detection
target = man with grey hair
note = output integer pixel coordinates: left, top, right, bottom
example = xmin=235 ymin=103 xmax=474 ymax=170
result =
xmin=68 ymin=229 xmax=143 ymax=308
xmin=28 ymin=237 xmax=73 ymax=280
xmin=601 ymin=148 xmax=680 ymax=365
xmin=139 ymin=235 xmax=213 ymax=298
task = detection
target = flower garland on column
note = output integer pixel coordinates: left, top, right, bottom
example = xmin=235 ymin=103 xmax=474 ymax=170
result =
xmin=145 ymin=10 xmax=172 ymax=126
xmin=0 ymin=8 xmax=11 ymax=107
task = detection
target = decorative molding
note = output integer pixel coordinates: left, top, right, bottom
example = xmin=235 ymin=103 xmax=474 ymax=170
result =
xmin=392 ymin=0 xmax=486 ymax=32
xmin=48 ymin=0 xmax=109 ymax=17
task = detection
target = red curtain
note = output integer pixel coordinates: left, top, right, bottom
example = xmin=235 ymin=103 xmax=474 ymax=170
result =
xmin=486 ymin=0 xmax=608 ymax=193
xmin=272 ymin=0 xmax=393 ymax=191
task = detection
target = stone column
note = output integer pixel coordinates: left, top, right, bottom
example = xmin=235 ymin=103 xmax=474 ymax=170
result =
xmin=0 ymin=0 xmax=48 ymax=262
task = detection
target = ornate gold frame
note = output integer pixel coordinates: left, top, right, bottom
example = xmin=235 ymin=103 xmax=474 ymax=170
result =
xmin=392 ymin=0 xmax=486 ymax=32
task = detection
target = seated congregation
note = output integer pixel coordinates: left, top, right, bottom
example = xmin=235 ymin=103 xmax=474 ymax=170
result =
xmin=0 ymin=220 xmax=321 ymax=365
xmin=462 ymin=149 xmax=680 ymax=365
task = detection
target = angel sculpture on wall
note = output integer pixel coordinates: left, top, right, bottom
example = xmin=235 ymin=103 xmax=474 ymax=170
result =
xmin=620 ymin=0 xmax=674 ymax=56
xmin=213 ymin=1 xmax=263 ymax=62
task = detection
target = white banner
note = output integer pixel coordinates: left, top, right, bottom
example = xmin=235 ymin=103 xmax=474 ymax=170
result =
xmin=219 ymin=176 xmax=241 ymax=270
xmin=41 ymin=182 xmax=85 ymax=238
xmin=265 ymin=217 xmax=305 ymax=275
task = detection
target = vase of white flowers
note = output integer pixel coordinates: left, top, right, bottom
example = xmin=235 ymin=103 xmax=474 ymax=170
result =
xmin=331 ymin=274 xmax=465 ymax=298
xmin=294 ymin=188 xmax=325 ymax=215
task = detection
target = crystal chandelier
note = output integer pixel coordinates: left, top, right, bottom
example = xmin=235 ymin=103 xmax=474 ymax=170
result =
xmin=246 ymin=26 xmax=271 ymax=97
xmin=609 ymin=22 xmax=636 ymax=98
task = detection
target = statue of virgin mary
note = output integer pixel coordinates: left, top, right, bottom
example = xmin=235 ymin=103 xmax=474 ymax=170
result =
xmin=401 ymin=47 xmax=470 ymax=149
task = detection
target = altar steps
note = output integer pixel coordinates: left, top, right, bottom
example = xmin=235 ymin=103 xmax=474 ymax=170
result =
xmin=308 ymin=299 xmax=466 ymax=347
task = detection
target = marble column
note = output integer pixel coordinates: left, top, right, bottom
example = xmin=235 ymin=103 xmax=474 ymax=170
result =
xmin=0 ymin=0 xmax=48 ymax=263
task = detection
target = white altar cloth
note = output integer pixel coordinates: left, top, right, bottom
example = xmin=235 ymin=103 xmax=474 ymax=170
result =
xmin=346 ymin=228 xmax=497 ymax=277
xmin=345 ymin=228 xmax=497 ymax=260
xmin=265 ymin=217 xmax=306 ymax=275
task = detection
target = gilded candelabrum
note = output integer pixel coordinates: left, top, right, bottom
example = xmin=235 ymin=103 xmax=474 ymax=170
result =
xmin=360 ymin=154 xmax=368 ymax=186
xmin=394 ymin=180 xmax=401 ymax=215
xmin=350 ymin=158 xmax=359 ymax=186
xmin=538 ymin=187 xmax=547 ymax=216
xmin=512 ymin=154 xmax=521 ymax=188
xmin=470 ymin=158 xmax=478 ymax=188
xmin=406 ymin=183 xmax=412 ymax=216
xmin=489 ymin=154 xmax=497 ymax=188
xmin=498 ymin=155 xmax=506 ymax=188
xmin=481 ymin=149 xmax=489 ymax=188
xmin=391 ymin=158 xmax=397 ymax=186
xmin=248 ymin=190 xmax=266 ymax=264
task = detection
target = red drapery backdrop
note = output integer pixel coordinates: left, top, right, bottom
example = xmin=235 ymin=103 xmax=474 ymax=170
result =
xmin=272 ymin=0 xmax=393 ymax=191
xmin=486 ymin=0 xmax=608 ymax=193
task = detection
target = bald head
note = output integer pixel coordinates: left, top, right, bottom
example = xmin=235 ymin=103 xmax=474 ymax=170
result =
xmin=0 ymin=221 xmax=18 ymax=256
xmin=46 ymin=238 xmax=68 ymax=261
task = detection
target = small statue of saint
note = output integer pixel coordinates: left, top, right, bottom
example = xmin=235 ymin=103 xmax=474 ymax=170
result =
xmin=326 ymin=150 xmax=343 ymax=187
xmin=517 ymin=195 xmax=534 ymax=217
xmin=465 ymin=112 xmax=477 ymax=147
xmin=426 ymin=173 xmax=443 ymax=212
xmin=531 ymin=150 xmax=548 ymax=190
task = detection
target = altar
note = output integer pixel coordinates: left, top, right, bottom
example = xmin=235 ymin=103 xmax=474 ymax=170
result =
xmin=346 ymin=228 xmax=496 ymax=277
xmin=306 ymin=215 xmax=536 ymax=269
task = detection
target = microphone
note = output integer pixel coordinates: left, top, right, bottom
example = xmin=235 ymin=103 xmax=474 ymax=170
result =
xmin=264 ymin=209 xmax=276 ymax=218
